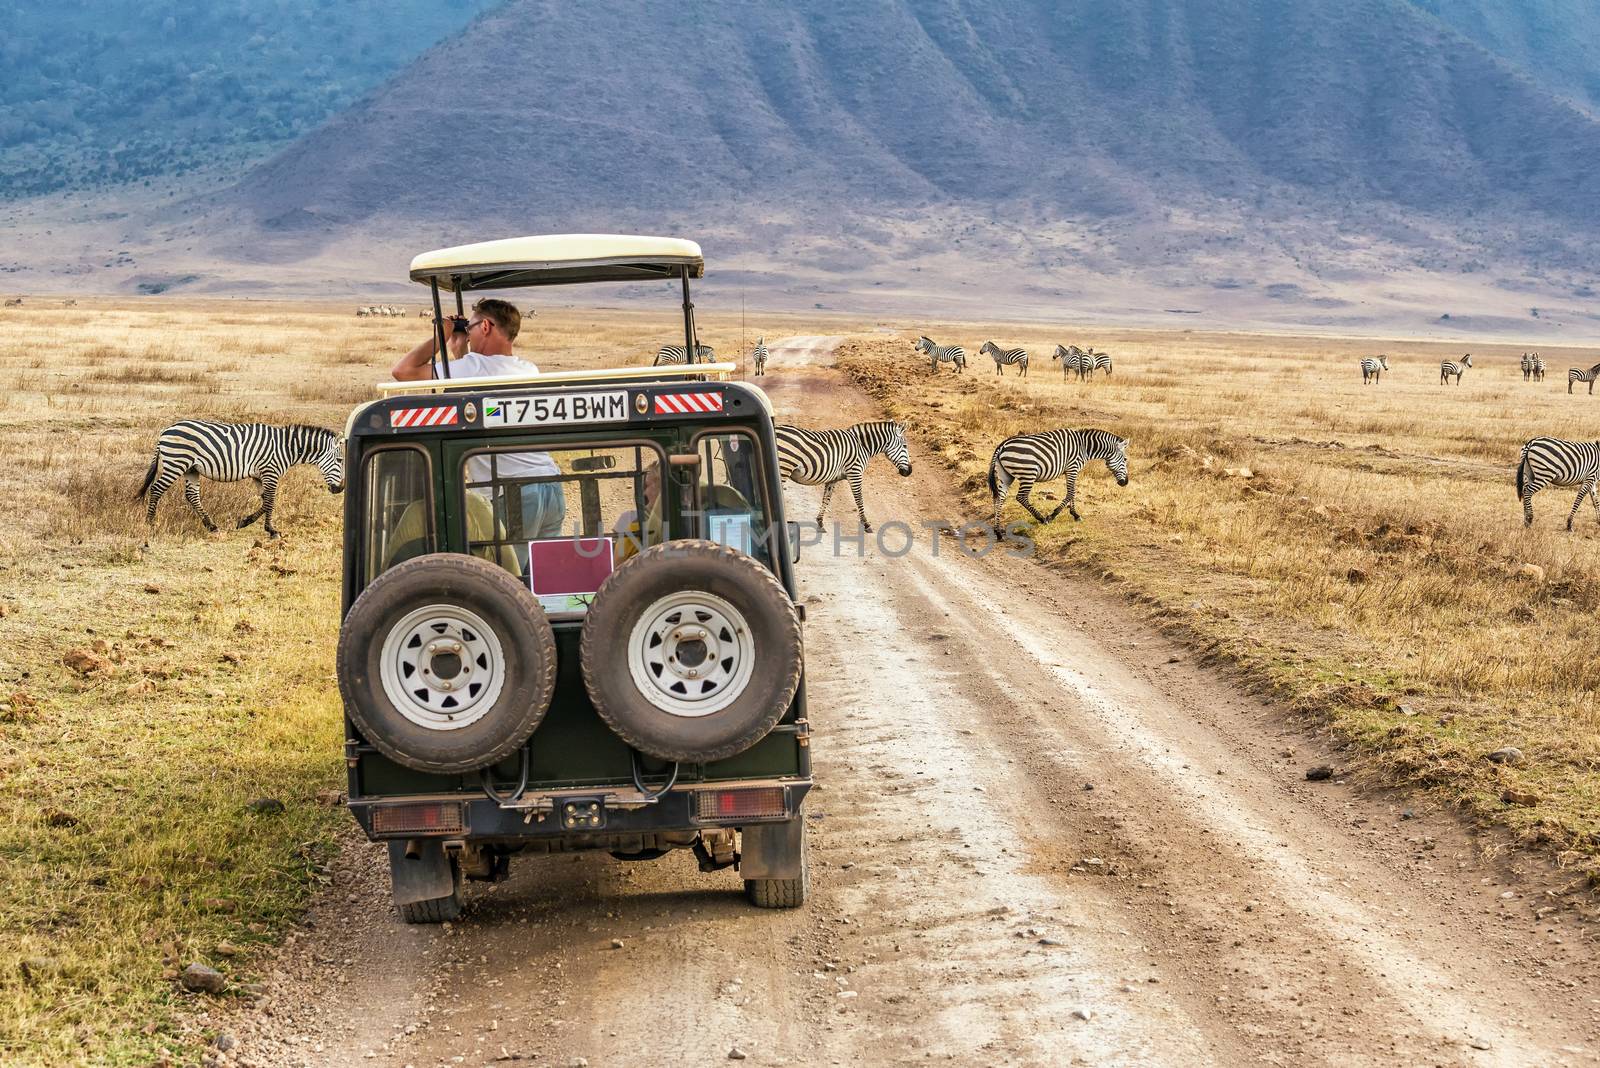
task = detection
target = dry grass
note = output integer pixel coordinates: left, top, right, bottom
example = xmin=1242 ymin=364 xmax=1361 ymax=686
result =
xmin=0 ymin=298 xmax=853 ymax=1066
xmin=839 ymin=327 xmax=1600 ymax=878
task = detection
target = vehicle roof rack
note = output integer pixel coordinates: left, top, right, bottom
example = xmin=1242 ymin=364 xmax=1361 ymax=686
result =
xmin=374 ymin=362 xmax=739 ymax=396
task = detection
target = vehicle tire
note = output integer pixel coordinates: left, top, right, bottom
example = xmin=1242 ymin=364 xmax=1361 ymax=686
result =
xmin=338 ymin=553 xmax=557 ymax=774
xmin=580 ymin=540 xmax=802 ymax=763
xmin=745 ymin=824 xmax=809 ymax=909
xmin=396 ymin=856 xmax=463 ymax=924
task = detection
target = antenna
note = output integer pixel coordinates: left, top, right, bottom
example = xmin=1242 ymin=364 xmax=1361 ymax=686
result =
xmin=741 ymin=291 xmax=747 ymax=379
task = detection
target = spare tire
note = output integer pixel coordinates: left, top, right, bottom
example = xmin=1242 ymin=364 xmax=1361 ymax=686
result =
xmin=337 ymin=553 xmax=557 ymax=774
xmin=580 ymin=540 xmax=802 ymax=762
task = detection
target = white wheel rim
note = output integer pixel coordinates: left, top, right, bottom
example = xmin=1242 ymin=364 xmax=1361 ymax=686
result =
xmin=627 ymin=591 xmax=755 ymax=718
xmin=379 ymin=604 xmax=506 ymax=731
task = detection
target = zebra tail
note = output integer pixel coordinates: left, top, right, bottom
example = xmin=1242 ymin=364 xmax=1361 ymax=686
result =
xmin=986 ymin=441 xmax=1003 ymax=498
xmin=135 ymin=457 xmax=158 ymax=501
xmin=1516 ymin=444 xmax=1529 ymax=500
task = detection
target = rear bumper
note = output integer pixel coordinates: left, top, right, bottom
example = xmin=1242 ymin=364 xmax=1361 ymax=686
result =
xmin=349 ymin=778 xmax=811 ymax=843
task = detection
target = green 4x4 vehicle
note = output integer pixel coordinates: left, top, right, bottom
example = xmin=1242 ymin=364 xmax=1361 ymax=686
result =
xmin=338 ymin=235 xmax=810 ymax=922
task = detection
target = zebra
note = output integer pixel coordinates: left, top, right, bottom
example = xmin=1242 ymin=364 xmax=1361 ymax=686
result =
xmin=137 ymin=420 xmax=344 ymax=539
xmin=1568 ymin=362 xmax=1600 ymax=394
xmin=1439 ymin=353 xmax=1472 ymax=385
xmin=1360 ymin=355 xmax=1389 ymax=385
xmin=913 ymin=335 xmax=965 ymax=373
xmin=653 ymin=342 xmax=716 ymax=366
xmin=1052 ymin=344 xmax=1090 ymax=381
xmin=988 ymin=427 xmax=1129 ymax=530
xmin=752 ymin=336 xmax=769 ymax=376
xmin=980 ymin=340 xmax=1029 ymax=377
xmin=775 ymin=421 xmax=912 ymax=532
xmin=1533 ymin=353 xmax=1546 ymax=381
xmin=1521 ymin=352 xmax=1535 ymax=381
xmin=1088 ymin=349 xmax=1113 ymax=376
xmin=1517 ymin=437 xmax=1600 ymax=529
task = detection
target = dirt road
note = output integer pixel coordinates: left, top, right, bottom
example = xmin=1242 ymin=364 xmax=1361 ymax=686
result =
xmin=217 ymin=339 xmax=1600 ymax=1068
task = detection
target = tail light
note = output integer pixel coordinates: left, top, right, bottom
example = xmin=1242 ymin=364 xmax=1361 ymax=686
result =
xmin=371 ymin=801 xmax=465 ymax=836
xmin=695 ymin=787 xmax=787 ymax=821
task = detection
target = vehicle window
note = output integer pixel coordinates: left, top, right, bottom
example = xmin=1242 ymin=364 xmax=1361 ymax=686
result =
xmin=364 ymin=448 xmax=434 ymax=583
xmin=694 ymin=431 xmax=774 ymax=569
xmin=461 ymin=444 xmax=665 ymax=614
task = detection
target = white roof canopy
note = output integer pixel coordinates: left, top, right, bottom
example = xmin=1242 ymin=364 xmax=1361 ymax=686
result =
xmin=409 ymin=234 xmax=704 ymax=290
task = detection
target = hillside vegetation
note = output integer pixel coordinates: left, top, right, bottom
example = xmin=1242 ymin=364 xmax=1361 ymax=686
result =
xmin=0 ymin=0 xmax=497 ymax=197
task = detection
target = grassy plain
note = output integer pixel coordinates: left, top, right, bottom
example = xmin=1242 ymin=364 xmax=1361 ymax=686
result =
xmin=0 ymin=299 xmax=824 ymax=1065
xmin=840 ymin=326 xmax=1600 ymax=879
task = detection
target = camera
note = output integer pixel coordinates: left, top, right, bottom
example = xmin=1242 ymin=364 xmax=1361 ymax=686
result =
xmin=448 ymin=316 xmax=469 ymax=335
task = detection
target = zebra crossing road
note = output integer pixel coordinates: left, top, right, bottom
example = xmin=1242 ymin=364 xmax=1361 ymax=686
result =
xmin=220 ymin=343 xmax=1600 ymax=1068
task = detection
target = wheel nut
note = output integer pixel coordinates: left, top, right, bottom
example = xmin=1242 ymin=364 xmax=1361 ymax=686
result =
xmin=439 ymin=680 xmax=453 ymax=691
xmin=687 ymin=669 xmax=698 ymax=679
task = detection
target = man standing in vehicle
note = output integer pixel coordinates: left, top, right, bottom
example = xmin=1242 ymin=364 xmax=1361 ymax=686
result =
xmin=391 ymin=298 xmax=566 ymax=545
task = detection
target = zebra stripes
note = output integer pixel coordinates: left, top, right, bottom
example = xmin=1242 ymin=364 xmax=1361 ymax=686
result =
xmin=752 ymin=336 xmax=769 ymax=376
xmin=1533 ymin=354 xmax=1546 ymax=381
xmin=1521 ymin=352 xmax=1546 ymax=382
xmin=1518 ymin=437 xmax=1600 ymax=528
xmin=775 ymin=420 xmax=912 ymax=532
xmin=988 ymin=427 xmax=1129 ymax=529
xmin=980 ymin=340 xmax=1029 ymax=377
xmin=1439 ymin=354 xmax=1472 ymax=385
xmin=1051 ymin=344 xmax=1110 ymax=380
xmin=1568 ymin=362 xmax=1600 ymax=394
xmin=137 ymin=420 xmax=344 ymax=538
xmin=1089 ymin=349 xmax=1113 ymax=376
xmin=654 ymin=342 xmax=716 ymax=366
xmin=1360 ymin=355 xmax=1389 ymax=384
xmin=914 ymin=336 xmax=966 ymax=373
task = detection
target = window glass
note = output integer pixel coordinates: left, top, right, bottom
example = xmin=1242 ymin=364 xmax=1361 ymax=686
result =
xmin=364 ymin=448 xmax=433 ymax=583
xmin=461 ymin=444 xmax=665 ymax=614
xmin=694 ymin=431 xmax=774 ymax=569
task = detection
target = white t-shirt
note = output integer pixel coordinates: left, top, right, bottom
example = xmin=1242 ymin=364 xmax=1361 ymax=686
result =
xmin=446 ymin=351 xmax=560 ymax=481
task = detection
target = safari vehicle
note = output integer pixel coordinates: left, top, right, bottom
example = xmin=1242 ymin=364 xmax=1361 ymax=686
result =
xmin=337 ymin=235 xmax=810 ymax=922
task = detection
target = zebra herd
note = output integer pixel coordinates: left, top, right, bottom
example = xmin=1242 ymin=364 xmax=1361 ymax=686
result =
xmin=1354 ymin=350 xmax=1600 ymax=393
xmin=915 ymin=336 xmax=1113 ymax=379
xmin=651 ymin=338 xmax=775 ymax=376
xmin=355 ymin=305 xmax=425 ymax=317
xmin=776 ymin=417 xmax=1128 ymax=534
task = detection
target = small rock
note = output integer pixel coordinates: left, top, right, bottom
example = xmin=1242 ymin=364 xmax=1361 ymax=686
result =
xmin=214 ymin=941 xmax=243 ymax=958
xmin=610 ymin=939 xmax=624 ymax=950
xmin=836 ymin=990 xmax=858 ymax=999
xmin=62 ymin=648 xmax=111 ymax=676
xmin=1469 ymin=1038 xmax=1491 ymax=1051
xmin=1516 ymin=563 xmax=1545 ymax=584
xmin=1071 ymin=1008 xmax=1093 ymax=1021
xmin=1486 ymin=747 xmax=1523 ymax=765
xmin=1397 ymin=703 xmax=1417 ymax=716
xmin=314 ymin=789 xmax=344 ymax=807
xmin=569 ymin=1059 xmax=589 ymax=1068
xmin=1037 ymin=938 xmax=1063 ymax=947
xmin=1400 ymin=809 xmax=1415 ymax=820
xmin=729 ymin=1049 xmax=748 ymax=1061
xmin=1345 ymin=567 xmax=1367 ymax=584
xmin=213 ymin=1034 xmax=237 ymax=1053
xmin=144 ymin=583 xmax=162 ymax=594
xmin=1305 ymin=765 xmax=1334 ymax=782
xmin=1501 ymin=788 xmax=1540 ymax=807
xmin=246 ymin=798 xmax=286 ymax=815
xmin=180 ymin=963 xmax=227 ymax=994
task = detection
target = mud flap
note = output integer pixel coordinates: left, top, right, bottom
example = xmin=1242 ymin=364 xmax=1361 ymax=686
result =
xmin=739 ymin=817 xmax=804 ymax=880
xmin=388 ymin=840 xmax=454 ymax=906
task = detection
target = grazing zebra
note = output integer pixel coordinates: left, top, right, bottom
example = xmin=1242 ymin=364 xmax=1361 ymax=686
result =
xmin=980 ymin=340 xmax=1029 ymax=377
xmin=988 ymin=427 xmax=1129 ymax=530
xmin=775 ymin=421 xmax=912 ymax=532
xmin=1517 ymin=437 xmax=1600 ymax=529
xmin=1439 ymin=353 xmax=1472 ymax=385
xmin=913 ymin=336 xmax=966 ymax=373
xmin=653 ymin=342 xmax=716 ymax=366
xmin=1568 ymin=362 xmax=1600 ymax=394
xmin=752 ymin=336 xmax=769 ymax=376
xmin=137 ymin=421 xmax=344 ymax=539
xmin=1052 ymin=344 xmax=1090 ymax=381
xmin=1360 ymin=355 xmax=1389 ymax=385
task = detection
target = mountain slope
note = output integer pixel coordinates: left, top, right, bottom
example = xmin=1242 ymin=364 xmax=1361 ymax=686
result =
xmin=0 ymin=0 xmax=500 ymax=197
xmin=1411 ymin=0 xmax=1600 ymax=113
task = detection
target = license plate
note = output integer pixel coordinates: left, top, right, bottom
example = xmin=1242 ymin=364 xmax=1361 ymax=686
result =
xmin=483 ymin=391 xmax=628 ymax=427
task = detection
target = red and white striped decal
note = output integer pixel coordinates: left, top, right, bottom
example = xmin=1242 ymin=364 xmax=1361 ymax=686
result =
xmin=390 ymin=405 xmax=460 ymax=429
xmin=653 ymin=391 xmax=724 ymax=415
